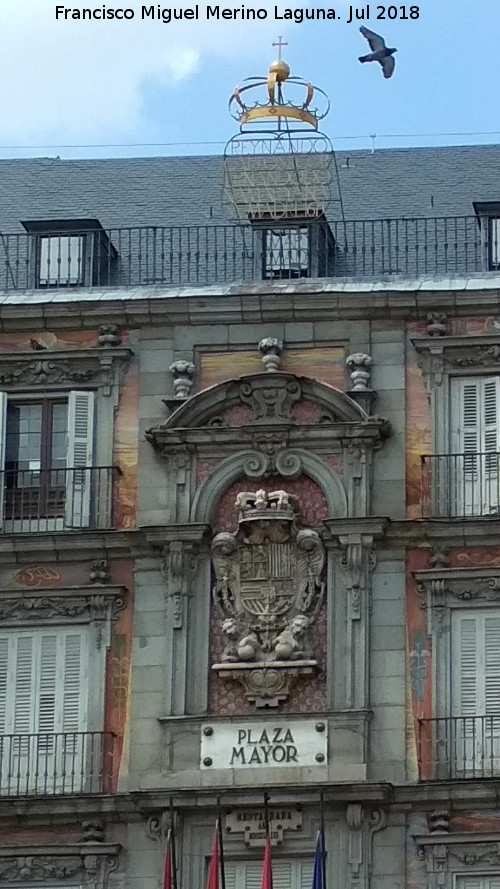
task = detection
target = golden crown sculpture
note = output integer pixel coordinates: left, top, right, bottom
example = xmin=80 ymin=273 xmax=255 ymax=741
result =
xmin=229 ymin=54 xmax=330 ymax=132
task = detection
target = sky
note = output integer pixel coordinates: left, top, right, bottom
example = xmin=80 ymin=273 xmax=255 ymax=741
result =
xmin=0 ymin=0 xmax=499 ymax=159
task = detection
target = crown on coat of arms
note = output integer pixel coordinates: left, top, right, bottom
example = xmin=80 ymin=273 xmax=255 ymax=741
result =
xmin=235 ymin=489 xmax=298 ymax=523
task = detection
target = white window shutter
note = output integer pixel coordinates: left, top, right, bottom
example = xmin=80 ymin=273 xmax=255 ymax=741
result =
xmin=38 ymin=634 xmax=57 ymax=737
xmin=453 ymin=614 xmax=479 ymax=717
xmin=451 ymin=377 xmax=500 ymax=514
xmin=453 ymin=611 xmax=500 ymax=774
xmin=0 ymin=637 xmax=9 ymax=735
xmin=484 ymin=615 xmax=500 ymax=717
xmin=221 ymin=859 xmax=313 ymax=889
xmin=0 ymin=392 xmax=8 ymax=529
xmin=60 ymin=633 xmax=87 ymax=734
xmin=13 ymin=635 xmax=36 ymax=736
xmin=65 ymin=390 xmax=95 ymax=528
xmin=0 ymin=629 xmax=89 ymax=792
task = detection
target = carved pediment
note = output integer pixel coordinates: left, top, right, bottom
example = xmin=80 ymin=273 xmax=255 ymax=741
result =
xmin=146 ymin=372 xmax=390 ymax=458
xmin=0 ymin=348 xmax=132 ymax=394
xmin=0 ymin=843 xmax=121 ymax=888
xmin=0 ymin=586 xmax=126 ymax=624
xmin=414 ymin=567 xmax=500 ymax=610
xmin=415 ymin=833 xmax=500 ymax=875
xmin=412 ymin=334 xmax=500 ymax=387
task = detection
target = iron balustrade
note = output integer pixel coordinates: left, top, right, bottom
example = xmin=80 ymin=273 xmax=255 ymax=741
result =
xmin=417 ymin=715 xmax=500 ymax=780
xmin=1 ymin=465 xmax=118 ymax=532
xmin=420 ymin=452 xmax=500 ymax=518
xmin=0 ymin=731 xmax=115 ymax=796
xmin=0 ymin=216 xmax=496 ymax=291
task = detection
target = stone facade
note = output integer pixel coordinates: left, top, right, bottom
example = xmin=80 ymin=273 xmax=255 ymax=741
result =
xmin=0 ymin=155 xmax=499 ymax=889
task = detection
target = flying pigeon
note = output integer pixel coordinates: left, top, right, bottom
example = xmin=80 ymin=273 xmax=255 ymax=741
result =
xmin=358 ymin=26 xmax=397 ymax=78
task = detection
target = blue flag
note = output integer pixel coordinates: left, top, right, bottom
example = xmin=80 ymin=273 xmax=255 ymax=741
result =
xmin=311 ymin=827 xmax=326 ymax=889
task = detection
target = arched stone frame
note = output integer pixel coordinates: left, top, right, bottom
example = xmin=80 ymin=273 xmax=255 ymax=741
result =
xmin=146 ymin=371 xmax=389 ymax=525
xmin=190 ymin=449 xmax=347 ymax=523
xmin=149 ymin=371 xmax=389 ymax=716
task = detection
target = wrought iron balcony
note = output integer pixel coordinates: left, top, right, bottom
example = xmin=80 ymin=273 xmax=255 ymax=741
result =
xmin=0 ymin=216 xmax=496 ymax=291
xmin=417 ymin=716 xmax=500 ymax=780
xmin=1 ymin=465 xmax=119 ymax=532
xmin=0 ymin=731 xmax=115 ymax=796
xmin=420 ymin=452 xmax=500 ymax=518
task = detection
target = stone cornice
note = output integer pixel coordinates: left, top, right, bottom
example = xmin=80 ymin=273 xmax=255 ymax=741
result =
xmin=0 ymin=843 xmax=121 ymax=859
xmin=0 ymin=529 xmax=143 ymax=564
xmin=415 ymin=833 xmax=500 ymax=847
xmin=146 ymin=422 xmax=390 ymax=457
xmin=0 ymin=278 xmax=499 ymax=328
xmin=145 ymin=524 xmax=212 ymax=547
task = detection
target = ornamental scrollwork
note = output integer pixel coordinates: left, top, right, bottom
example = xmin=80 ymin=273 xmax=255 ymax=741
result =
xmin=0 ymin=592 xmax=124 ymax=623
xmin=0 ymin=349 xmax=131 ymax=394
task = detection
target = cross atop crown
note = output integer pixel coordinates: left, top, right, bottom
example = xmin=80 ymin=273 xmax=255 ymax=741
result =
xmin=272 ymin=35 xmax=288 ymax=60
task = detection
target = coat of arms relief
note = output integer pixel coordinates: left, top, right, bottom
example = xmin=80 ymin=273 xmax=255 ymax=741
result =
xmin=211 ymin=489 xmax=325 ymax=707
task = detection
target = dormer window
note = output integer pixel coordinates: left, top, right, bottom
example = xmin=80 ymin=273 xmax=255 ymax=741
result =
xmin=21 ymin=219 xmax=117 ymax=289
xmin=473 ymin=202 xmax=500 ymax=271
xmin=251 ymin=215 xmax=335 ymax=280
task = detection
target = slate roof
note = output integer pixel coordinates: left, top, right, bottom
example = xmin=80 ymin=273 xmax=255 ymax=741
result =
xmin=0 ymin=144 xmax=499 ymax=231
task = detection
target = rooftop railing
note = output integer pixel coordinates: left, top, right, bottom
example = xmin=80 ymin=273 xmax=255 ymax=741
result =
xmin=0 ymin=731 xmax=115 ymax=796
xmin=420 ymin=452 xmax=500 ymax=518
xmin=0 ymin=216 xmax=496 ymax=291
xmin=417 ymin=716 xmax=500 ymax=780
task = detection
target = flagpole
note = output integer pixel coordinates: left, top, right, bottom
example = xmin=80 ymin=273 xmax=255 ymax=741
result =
xmin=217 ymin=795 xmax=226 ymax=889
xmin=169 ymin=796 xmax=178 ymax=889
xmin=263 ymin=791 xmax=270 ymax=836
xmin=320 ymin=790 xmax=326 ymax=889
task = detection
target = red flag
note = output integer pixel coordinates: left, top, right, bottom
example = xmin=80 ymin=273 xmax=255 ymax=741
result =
xmin=163 ymin=830 xmax=173 ymax=889
xmin=261 ymin=833 xmax=273 ymax=889
xmin=206 ymin=823 xmax=220 ymax=889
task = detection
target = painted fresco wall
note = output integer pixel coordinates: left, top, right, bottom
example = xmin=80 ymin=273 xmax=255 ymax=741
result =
xmin=199 ymin=346 xmax=347 ymax=390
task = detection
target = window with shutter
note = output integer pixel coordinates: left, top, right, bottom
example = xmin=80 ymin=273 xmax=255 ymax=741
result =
xmin=0 ymin=628 xmax=89 ymax=793
xmin=223 ymin=858 xmax=314 ymax=889
xmin=452 ymin=611 xmax=500 ymax=776
xmin=0 ymin=390 xmax=95 ymax=531
xmin=450 ymin=376 xmax=500 ymax=515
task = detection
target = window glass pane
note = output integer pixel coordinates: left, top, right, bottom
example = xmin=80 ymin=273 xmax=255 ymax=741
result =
xmin=265 ymin=227 xmax=309 ymax=278
xmin=39 ymin=236 xmax=84 ymax=285
xmin=491 ymin=218 xmax=500 ymax=267
xmin=51 ymin=403 xmax=68 ymax=471
xmin=6 ymin=404 xmax=42 ymax=473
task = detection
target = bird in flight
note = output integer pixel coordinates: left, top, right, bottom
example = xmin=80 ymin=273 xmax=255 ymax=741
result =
xmin=358 ymin=26 xmax=397 ymax=78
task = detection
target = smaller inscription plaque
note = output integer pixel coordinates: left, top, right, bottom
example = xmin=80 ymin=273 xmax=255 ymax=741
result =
xmin=226 ymin=807 xmax=303 ymax=847
xmin=200 ymin=719 xmax=327 ymax=769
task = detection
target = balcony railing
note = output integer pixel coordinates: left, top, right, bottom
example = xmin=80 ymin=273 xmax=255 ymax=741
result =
xmin=0 ymin=731 xmax=115 ymax=796
xmin=420 ymin=452 xmax=500 ymax=518
xmin=1 ymin=465 xmax=118 ymax=532
xmin=417 ymin=716 xmax=500 ymax=780
xmin=0 ymin=216 xmax=496 ymax=291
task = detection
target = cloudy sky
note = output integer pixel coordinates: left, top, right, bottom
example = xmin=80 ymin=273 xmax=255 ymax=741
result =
xmin=0 ymin=0 xmax=498 ymax=157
